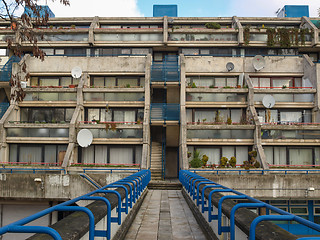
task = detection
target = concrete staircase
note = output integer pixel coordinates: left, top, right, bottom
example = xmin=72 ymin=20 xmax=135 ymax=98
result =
xmin=150 ymin=142 xmax=163 ymax=181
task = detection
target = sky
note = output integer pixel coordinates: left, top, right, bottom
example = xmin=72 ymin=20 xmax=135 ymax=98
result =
xmin=42 ymin=0 xmax=319 ymax=18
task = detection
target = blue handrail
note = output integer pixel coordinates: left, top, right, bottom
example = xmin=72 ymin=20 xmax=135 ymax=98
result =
xmin=179 ymin=170 xmax=320 ymax=240
xmin=151 ymin=55 xmax=180 ymax=84
xmin=0 ymin=167 xmax=66 ymax=174
xmin=0 ymin=55 xmax=21 ymax=82
xmin=0 ymin=103 xmax=9 ymax=119
xmin=150 ymin=103 xmax=180 ymax=121
xmin=0 ymin=170 xmax=151 ymax=240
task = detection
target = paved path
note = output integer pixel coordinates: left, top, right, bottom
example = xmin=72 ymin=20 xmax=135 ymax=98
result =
xmin=125 ymin=190 xmax=207 ymax=240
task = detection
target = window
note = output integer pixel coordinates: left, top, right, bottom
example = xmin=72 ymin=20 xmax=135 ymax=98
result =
xmin=30 ymin=76 xmax=78 ymax=87
xmin=9 ymin=144 xmax=67 ymax=165
xmin=257 ymin=109 xmax=311 ymax=124
xmin=190 ymin=76 xmax=239 ymax=88
xmin=20 ymin=108 xmax=74 ymax=123
xmin=85 ymin=108 xmax=143 ymax=123
xmin=90 ymin=76 xmax=144 ymax=87
xmin=251 ymin=77 xmax=303 ymax=89
xmin=191 ymin=108 xmax=246 ymax=124
xmin=79 ymin=145 xmax=142 ymax=165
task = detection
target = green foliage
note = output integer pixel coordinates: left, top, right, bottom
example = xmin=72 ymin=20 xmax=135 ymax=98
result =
xmin=219 ymin=157 xmax=228 ymax=168
xmin=189 ymin=150 xmax=202 ymax=168
xmin=244 ymin=25 xmax=250 ymax=46
xmin=191 ymin=82 xmax=197 ymax=88
xmin=266 ymin=28 xmax=276 ymax=47
xmin=125 ymin=84 xmax=131 ymax=88
xmin=201 ymin=154 xmax=209 ymax=166
xmin=229 ymin=156 xmax=237 ymax=168
xmin=205 ymin=22 xmax=221 ymax=29
xmin=227 ymin=117 xmax=232 ymax=125
xmin=278 ymin=28 xmax=291 ymax=48
xmin=214 ymin=110 xmax=223 ymax=123
xmin=248 ymin=150 xmax=257 ymax=158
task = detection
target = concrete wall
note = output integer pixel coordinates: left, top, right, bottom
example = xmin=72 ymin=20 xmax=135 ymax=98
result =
xmin=25 ymin=56 xmax=147 ymax=73
xmin=184 ymin=56 xmax=303 ymax=73
xmin=201 ymin=174 xmax=320 ymax=199
xmin=0 ymin=173 xmax=133 ymax=200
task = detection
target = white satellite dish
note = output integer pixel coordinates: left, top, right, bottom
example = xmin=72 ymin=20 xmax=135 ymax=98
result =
xmin=226 ymin=62 xmax=234 ymax=71
xmin=252 ymin=55 xmax=265 ymax=71
xmin=262 ymin=95 xmax=276 ymax=109
xmin=77 ymin=129 xmax=93 ymax=147
xmin=71 ymin=66 xmax=82 ymax=79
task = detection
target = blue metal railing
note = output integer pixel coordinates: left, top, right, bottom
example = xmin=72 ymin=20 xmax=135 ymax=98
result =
xmin=151 ymin=56 xmax=180 ymax=83
xmin=0 ymin=167 xmax=66 ymax=174
xmin=0 ymin=170 xmax=151 ymax=240
xmin=0 ymin=102 xmax=9 ymax=119
xmin=150 ymin=103 xmax=180 ymax=121
xmin=0 ymin=56 xmax=20 ymax=82
xmin=179 ymin=170 xmax=320 ymax=240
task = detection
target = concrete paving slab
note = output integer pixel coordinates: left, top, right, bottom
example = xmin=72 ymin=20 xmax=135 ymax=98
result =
xmin=125 ymin=190 xmax=207 ymax=240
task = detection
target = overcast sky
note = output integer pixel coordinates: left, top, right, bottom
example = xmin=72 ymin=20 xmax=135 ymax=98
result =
xmin=43 ymin=0 xmax=319 ymax=17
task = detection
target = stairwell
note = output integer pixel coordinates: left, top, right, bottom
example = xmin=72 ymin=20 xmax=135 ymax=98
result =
xmin=150 ymin=142 xmax=163 ymax=181
xmin=150 ymin=106 xmax=163 ymax=120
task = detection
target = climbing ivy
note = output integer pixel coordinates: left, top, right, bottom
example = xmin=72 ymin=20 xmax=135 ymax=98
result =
xmin=244 ymin=25 xmax=250 ymax=46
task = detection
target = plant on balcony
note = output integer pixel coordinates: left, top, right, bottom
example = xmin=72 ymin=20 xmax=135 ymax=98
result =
xmin=227 ymin=117 xmax=232 ymax=125
xmin=214 ymin=110 xmax=223 ymax=124
xmin=125 ymin=84 xmax=131 ymax=88
xmin=266 ymin=28 xmax=276 ymax=47
xmin=201 ymin=154 xmax=209 ymax=167
xmin=229 ymin=156 xmax=237 ymax=168
xmin=244 ymin=25 xmax=250 ymax=46
xmin=205 ymin=22 xmax=221 ymax=29
xmin=282 ymin=85 xmax=287 ymax=89
xmin=191 ymin=82 xmax=197 ymax=88
xmin=292 ymin=28 xmax=299 ymax=46
xmin=278 ymin=28 xmax=291 ymax=48
xmin=300 ymin=28 xmax=311 ymax=46
xmin=105 ymin=122 xmax=117 ymax=132
xmin=189 ymin=150 xmax=202 ymax=168
xmin=202 ymin=118 xmax=207 ymax=124
xmin=219 ymin=157 xmax=229 ymax=168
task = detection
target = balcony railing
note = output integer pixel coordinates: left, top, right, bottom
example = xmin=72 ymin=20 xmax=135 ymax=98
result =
xmin=0 ymin=56 xmax=20 ymax=82
xmin=150 ymin=103 xmax=180 ymax=121
xmin=151 ymin=56 xmax=180 ymax=83
xmin=0 ymin=102 xmax=9 ymax=119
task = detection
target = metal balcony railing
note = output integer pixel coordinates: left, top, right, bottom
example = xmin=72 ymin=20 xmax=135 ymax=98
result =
xmin=151 ymin=56 xmax=180 ymax=83
xmin=0 ymin=56 xmax=20 ymax=82
xmin=150 ymin=103 xmax=180 ymax=121
xmin=0 ymin=103 xmax=9 ymax=119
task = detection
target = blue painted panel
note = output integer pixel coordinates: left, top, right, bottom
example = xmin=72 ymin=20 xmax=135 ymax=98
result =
xmin=23 ymin=5 xmax=55 ymax=18
xmin=277 ymin=5 xmax=309 ymax=18
xmin=153 ymin=5 xmax=177 ymax=17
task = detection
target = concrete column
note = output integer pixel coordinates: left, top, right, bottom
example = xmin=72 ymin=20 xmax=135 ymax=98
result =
xmin=163 ymin=16 xmax=168 ymax=44
xmin=89 ymin=16 xmax=99 ymax=45
xmin=300 ymin=17 xmax=319 ymax=46
xmin=179 ymin=54 xmax=188 ymax=170
xmin=232 ymin=16 xmax=243 ymax=45
xmin=246 ymin=74 xmax=269 ymax=169
xmin=141 ymin=54 xmax=152 ymax=169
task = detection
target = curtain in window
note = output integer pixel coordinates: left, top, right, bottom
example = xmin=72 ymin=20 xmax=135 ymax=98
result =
xmin=45 ymin=145 xmax=57 ymax=164
xmin=274 ymin=147 xmax=286 ymax=165
xmin=196 ymin=148 xmax=220 ymax=165
xmin=289 ymin=149 xmax=312 ymax=166
xmin=82 ymin=145 xmax=94 ymax=164
xmin=20 ymin=146 xmax=42 ymax=163
xmin=222 ymin=146 xmax=235 ymax=159
xmin=110 ymin=147 xmax=133 ymax=164
xmin=236 ymin=146 xmax=248 ymax=163
xmin=95 ymin=145 xmax=108 ymax=164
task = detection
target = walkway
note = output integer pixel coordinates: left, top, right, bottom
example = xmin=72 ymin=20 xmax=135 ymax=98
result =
xmin=125 ymin=190 xmax=207 ymax=240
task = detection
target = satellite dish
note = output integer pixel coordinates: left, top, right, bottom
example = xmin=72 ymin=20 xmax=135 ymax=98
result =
xmin=226 ymin=62 xmax=234 ymax=71
xmin=77 ymin=129 xmax=93 ymax=147
xmin=71 ymin=66 xmax=82 ymax=78
xmin=252 ymin=55 xmax=265 ymax=71
xmin=262 ymin=95 xmax=276 ymax=109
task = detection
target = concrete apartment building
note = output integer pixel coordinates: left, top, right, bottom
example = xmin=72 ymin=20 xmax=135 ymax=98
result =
xmin=1 ymin=4 xmax=320 ymax=237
